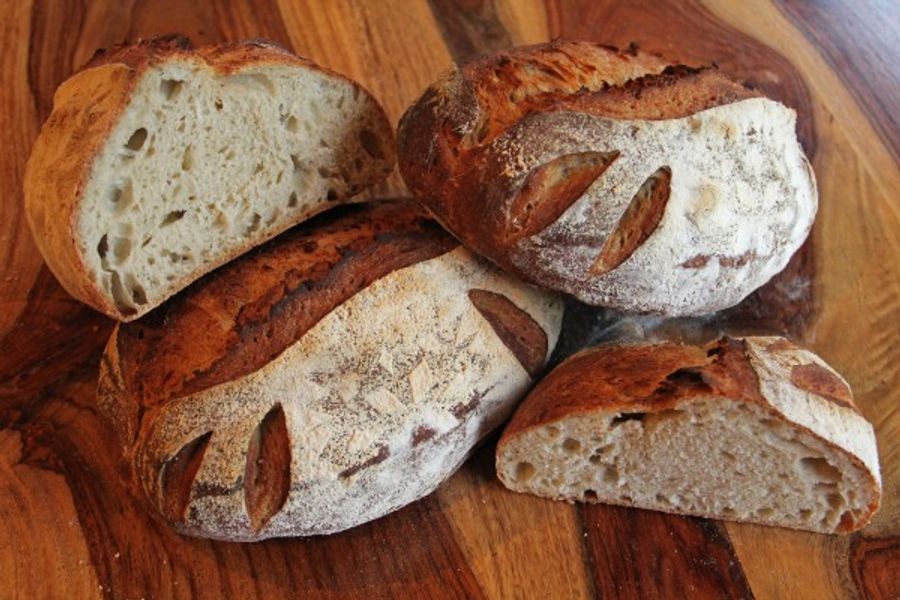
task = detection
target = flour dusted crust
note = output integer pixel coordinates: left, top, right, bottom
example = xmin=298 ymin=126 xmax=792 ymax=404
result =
xmin=25 ymin=36 xmax=394 ymax=321
xmin=398 ymin=41 xmax=818 ymax=315
xmin=496 ymin=337 xmax=880 ymax=534
xmin=99 ymin=202 xmax=563 ymax=540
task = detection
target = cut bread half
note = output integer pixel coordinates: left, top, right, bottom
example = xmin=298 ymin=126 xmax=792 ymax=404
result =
xmin=496 ymin=336 xmax=881 ymax=534
xmin=25 ymin=36 xmax=395 ymax=321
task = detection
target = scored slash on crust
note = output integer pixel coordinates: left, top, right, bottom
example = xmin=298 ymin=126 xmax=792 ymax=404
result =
xmin=160 ymin=403 xmax=293 ymax=533
xmin=591 ymin=166 xmax=672 ymax=275
xmin=468 ymin=288 xmax=548 ymax=377
xmin=244 ymin=404 xmax=291 ymax=531
xmin=507 ymin=151 xmax=619 ymax=240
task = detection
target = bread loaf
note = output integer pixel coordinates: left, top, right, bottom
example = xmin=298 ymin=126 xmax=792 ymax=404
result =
xmin=25 ymin=35 xmax=394 ymax=321
xmin=397 ymin=41 xmax=817 ymax=315
xmin=496 ymin=336 xmax=880 ymax=534
xmin=98 ymin=200 xmax=563 ymax=540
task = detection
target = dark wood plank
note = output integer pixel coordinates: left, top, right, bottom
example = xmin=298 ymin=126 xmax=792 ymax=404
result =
xmin=851 ymin=536 xmax=900 ymax=600
xmin=427 ymin=0 xmax=514 ymax=63
xmin=774 ymin=0 xmax=900 ymax=164
xmin=580 ymin=504 xmax=754 ymax=599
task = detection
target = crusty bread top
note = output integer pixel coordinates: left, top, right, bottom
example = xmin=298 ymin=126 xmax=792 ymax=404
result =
xmin=496 ymin=336 xmax=879 ymax=533
xmin=500 ymin=337 xmax=771 ymax=435
xmin=398 ymin=41 xmax=761 ymax=278
xmin=501 ymin=337 xmax=865 ymax=439
xmin=109 ymin=201 xmax=458 ymax=409
xmin=85 ymin=34 xmax=320 ymax=75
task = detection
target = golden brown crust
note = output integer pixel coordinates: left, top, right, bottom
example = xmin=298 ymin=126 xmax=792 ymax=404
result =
xmin=397 ymin=41 xmax=759 ymax=289
xmin=84 ymin=35 xmax=317 ymax=76
xmin=25 ymin=61 xmax=137 ymax=318
xmin=25 ymin=35 xmax=393 ymax=321
xmin=114 ymin=201 xmax=458 ymax=410
xmin=791 ymin=363 xmax=856 ymax=410
xmin=499 ymin=337 xmax=762 ymax=439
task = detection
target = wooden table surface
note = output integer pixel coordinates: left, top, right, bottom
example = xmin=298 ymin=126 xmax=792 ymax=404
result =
xmin=1 ymin=1 xmax=898 ymax=598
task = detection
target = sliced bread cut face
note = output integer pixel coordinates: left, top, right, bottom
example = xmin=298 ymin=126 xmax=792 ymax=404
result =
xmin=496 ymin=337 xmax=881 ymax=534
xmin=25 ymin=37 xmax=394 ymax=321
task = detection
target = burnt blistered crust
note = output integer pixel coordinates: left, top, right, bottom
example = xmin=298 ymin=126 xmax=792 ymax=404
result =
xmin=115 ymin=201 xmax=459 ymax=407
xmin=85 ymin=34 xmax=196 ymax=70
xmin=398 ymin=41 xmax=759 ymax=282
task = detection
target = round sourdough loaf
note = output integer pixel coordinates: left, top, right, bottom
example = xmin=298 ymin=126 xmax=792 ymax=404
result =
xmin=496 ymin=336 xmax=880 ymax=534
xmin=98 ymin=200 xmax=563 ymax=540
xmin=397 ymin=41 xmax=817 ymax=316
xmin=26 ymin=35 xmax=394 ymax=322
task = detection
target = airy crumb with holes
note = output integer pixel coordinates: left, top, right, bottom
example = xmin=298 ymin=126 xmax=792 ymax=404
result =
xmin=25 ymin=36 xmax=395 ymax=321
xmin=496 ymin=336 xmax=881 ymax=534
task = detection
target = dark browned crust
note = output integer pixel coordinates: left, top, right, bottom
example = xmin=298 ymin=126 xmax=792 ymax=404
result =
xmin=338 ymin=445 xmax=390 ymax=479
xmin=468 ymin=289 xmax=548 ymax=377
xmin=500 ymin=337 xmax=763 ymax=435
xmin=551 ymin=65 xmax=758 ymax=121
xmin=114 ymin=201 xmax=459 ymax=408
xmin=411 ymin=425 xmax=437 ymax=446
xmin=85 ymin=34 xmax=196 ymax=70
xmin=159 ymin=431 xmax=211 ymax=523
xmin=791 ymin=363 xmax=856 ymax=410
xmin=591 ymin=166 xmax=672 ymax=274
xmin=84 ymin=34 xmax=307 ymax=74
xmin=508 ymin=151 xmax=619 ymax=240
xmin=398 ymin=41 xmax=760 ymax=289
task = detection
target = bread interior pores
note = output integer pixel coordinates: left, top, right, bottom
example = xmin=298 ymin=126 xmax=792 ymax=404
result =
xmin=499 ymin=396 xmax=876 ymax=533
xmin=79 ymin=62 xmax=390 ymax=317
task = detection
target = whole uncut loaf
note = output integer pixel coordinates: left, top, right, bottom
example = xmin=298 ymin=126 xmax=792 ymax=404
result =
xmin=496 ymin=336 xmax=880 ymax=534
xmin=398 ymin=41 xmax=817 ymax=316
xmin=25 ymin=35 xmax=394 ymax=321
xmin=98 ymin=200 xmax=563 ymax=540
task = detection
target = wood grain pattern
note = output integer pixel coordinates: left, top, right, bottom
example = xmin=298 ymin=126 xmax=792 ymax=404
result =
xmin=579 ymin=504 xmax=752 ymax=599
xmin=775 ymin=0 xmax=900 ymax=165
xmin=1 ymin=1 xmax=898 ymax=598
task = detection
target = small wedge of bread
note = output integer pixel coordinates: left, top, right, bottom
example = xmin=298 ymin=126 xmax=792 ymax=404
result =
xmin=25 ymin=35 xmax=394 ymax=321
xmin=496 ymin=336 xmax=880 ymax=534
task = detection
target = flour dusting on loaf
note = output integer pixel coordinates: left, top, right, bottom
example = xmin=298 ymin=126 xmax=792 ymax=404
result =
xmin=398 ymin=41 xmax=818 ymax=316
xmin=499 ymin=99 xmax=817 ymax=313
xmin=99 ymin=201 xmax=563 ymax=540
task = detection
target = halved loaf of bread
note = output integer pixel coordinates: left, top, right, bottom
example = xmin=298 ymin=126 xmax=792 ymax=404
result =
xmin=496 ymin=336 xmax=881 ymax=534
xmin=25 ymin=36 xmax=394 ymax=321
xmin=398 ymin=41 xmax=817 ymax=315
xmin=98 ymin=200 xmax=563 ymax=540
